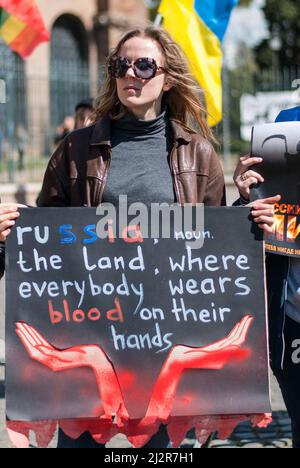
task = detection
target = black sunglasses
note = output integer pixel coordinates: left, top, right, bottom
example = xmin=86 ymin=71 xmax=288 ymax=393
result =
xmin=109 ymin=57 xmax=166 ymax=80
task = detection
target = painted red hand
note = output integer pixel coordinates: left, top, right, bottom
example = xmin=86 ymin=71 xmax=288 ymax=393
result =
xmin=16 ymin=317 xmax=253 ymax=424
xmin=12 ymin=317 xmax=264 ymax=449
xmin=16 ymin=322 xmax=96 ymax=371
xmin=15 ymin=322 xmax=129 ymax=420
xmin=143 ymin=315 xmax=253 ymax=422
xmin=190 ymin=314 xmax=253 ymax=370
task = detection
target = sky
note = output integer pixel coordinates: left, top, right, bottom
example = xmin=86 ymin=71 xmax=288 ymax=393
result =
xmin=224 ymin=0 xmax=270 ymax=68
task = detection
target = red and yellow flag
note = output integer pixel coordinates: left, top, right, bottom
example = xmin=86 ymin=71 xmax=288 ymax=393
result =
xmin=0 ymin=0 xmax=49 ymax=58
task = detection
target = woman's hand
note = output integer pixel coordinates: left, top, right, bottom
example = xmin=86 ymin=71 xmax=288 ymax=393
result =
xmin=233 ymin=156 xmax=281 ymax=234
xmin=249 ymin=195 xmax=281 ymax=234
xmin=0 ymin=203 xmax=27 ymax=242
xmin=234 ymin=155 xmax=264 ymax=201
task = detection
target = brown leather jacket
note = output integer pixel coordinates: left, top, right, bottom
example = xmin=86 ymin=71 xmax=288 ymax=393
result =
xmin=38 ymin=116 xmax=226 ymax=208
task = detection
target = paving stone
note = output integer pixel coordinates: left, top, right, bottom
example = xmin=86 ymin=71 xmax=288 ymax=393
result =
xmin=259 ymin=433 xmax=278 ymax=440
xmin=240 ymin=443 xmax=265 ymax=448
xmin=215 ymin=446 xmax=238 ymax=449
xmin=238 ymin=439 xmax=254 ymax=444
xmin=272 ymin=440 xmax=289 ymax=449
xmin=280 ymin=438 xmax=293 ymax=445
xmin=0 ymin=402 xmax=13 ymax=448
xmin=106 ymin=434 xmax=132 ymax=449
xmin=233 ymin=432 xmax=256 ymax=440
xmin=181 ymin=438 xmax=196 ymax=448
xmin=280 ymin=425 xmax=292 ymax=432
xmin=210 ymin=440 xmax=235 ymax=447
xmin=277 ymin=439 xmax=293 ymax=449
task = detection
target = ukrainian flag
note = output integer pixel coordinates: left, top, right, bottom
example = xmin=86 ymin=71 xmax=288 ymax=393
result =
xmin=159 ymin=0 xmax=238 ymax=126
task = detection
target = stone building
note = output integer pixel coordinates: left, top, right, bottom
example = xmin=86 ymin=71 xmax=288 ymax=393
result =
xmin=0 ymin=0 xmax=149 ymax=172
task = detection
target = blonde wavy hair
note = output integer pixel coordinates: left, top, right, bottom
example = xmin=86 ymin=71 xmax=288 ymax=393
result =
xmin=93 ymin=26 xmax=217 ymax=144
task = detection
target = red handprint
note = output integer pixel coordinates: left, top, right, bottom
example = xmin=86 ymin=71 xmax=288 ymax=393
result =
xmin=16 ymin=315 xmax=253 ymax=423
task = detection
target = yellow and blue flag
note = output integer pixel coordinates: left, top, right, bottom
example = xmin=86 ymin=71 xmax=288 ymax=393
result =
xmin=158 ymin=0 xmax=238 ymax=126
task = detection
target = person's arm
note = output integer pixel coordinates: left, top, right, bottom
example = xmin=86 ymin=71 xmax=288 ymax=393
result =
xmin=37 ymin=138 xmax=71 ymax=208
xmin=0 ymin=202 xmax=27 ymax=279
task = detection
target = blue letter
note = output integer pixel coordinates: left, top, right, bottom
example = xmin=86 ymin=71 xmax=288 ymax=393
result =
xmin=59 ymin=225 xmax=77 ymax=245
xmin=83 ymin=224 xmax=98 ymax=244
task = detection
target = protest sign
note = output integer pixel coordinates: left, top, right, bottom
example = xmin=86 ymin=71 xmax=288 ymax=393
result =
xmin=6 ymin=207 xmax=270 ymax=423
xmin=251 ymin=121 xmax=300 ymax=257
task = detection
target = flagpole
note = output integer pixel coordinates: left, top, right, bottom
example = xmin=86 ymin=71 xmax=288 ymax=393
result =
xmin=154 ymin=13 xmax=163 ymax=26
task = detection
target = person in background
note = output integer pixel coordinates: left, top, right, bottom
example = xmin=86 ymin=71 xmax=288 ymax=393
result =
xmin=0 ymin=129 xmax=3 ymax=162
xmin=53 ymin=99 xmax=94 ymax=149
xmin=0 ymin=202 xmax=27 ymax=278
xmin=74 ymin=98 xmax=94 ymax=130
xmin=54 ymin=116 xmax=75 ymax=148
xmin=233 ymin=105 xmax=300 ymax=449
xmin=15 ymin=124 xmax=29 ymax=171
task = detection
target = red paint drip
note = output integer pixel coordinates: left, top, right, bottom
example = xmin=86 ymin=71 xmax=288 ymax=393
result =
xmin=7 ymin=414 xmax=272 ymax=448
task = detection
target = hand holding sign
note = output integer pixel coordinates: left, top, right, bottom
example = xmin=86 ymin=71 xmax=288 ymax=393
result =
xmin=250 ymin=122 xmax=300 ymax=256
xmin=249 ymin=196 xmax=281 ymax=234
xmin=234 ymin=155 xmax=265 ymax=201
xmin=0 ymin=203 xmax=27 ymax=242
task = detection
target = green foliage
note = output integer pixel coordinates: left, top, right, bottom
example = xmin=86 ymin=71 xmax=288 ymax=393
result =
xmin=255 ymin=0 xmax=300 ymax=68
xmin=238 ymin=0 xmax=252 ymax=6
xmin=147 ymin=0 xmax=161 ymax=22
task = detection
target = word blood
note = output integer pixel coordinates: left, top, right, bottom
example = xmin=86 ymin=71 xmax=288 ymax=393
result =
xmin=48 ymin=298 xmax=124 ymax=325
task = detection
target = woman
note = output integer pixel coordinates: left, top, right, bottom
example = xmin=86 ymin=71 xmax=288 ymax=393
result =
xmin=0 ymin=27 xmax=277 ymax=448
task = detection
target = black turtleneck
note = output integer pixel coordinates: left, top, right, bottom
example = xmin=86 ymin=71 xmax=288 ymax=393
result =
xmin=102 ymin=109 xmax=176 ymax=206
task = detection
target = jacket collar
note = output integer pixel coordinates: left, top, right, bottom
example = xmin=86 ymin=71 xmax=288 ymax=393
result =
xmin=90 ymin=115 xmax=112 ymax=146
xmin=169 ymin=119 xmax=193 ymax=143
xmin=90 ymin=114 xmax=193 ymax=146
